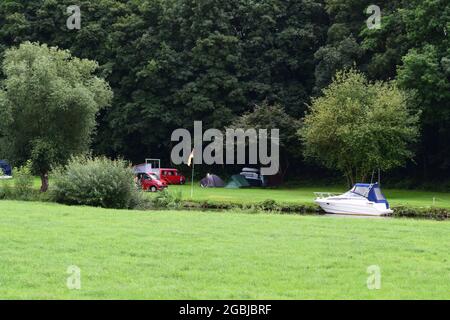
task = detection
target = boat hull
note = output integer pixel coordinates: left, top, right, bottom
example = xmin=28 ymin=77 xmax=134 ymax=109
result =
xmin=315 ymin=198 xmax=393 ymax=216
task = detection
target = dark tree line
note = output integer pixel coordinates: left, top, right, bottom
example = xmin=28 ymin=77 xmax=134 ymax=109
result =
xmin=0 ymin=0 xmax=448 ymax=184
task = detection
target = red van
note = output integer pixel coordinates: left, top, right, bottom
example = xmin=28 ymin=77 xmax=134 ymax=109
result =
xmin=136 ymin=172 xmax=167 ymax=192
xmin=158 ymin=169 xmax=186 ymax=185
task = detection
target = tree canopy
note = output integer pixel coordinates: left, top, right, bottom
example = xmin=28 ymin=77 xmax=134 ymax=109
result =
xmin=0 ymin=0 xmax=448 ymax=185
xmin=300 ymin=69 xmax=419 ymax=185
xmin=0 ymin=42 xmax=112 ymax=191
xmin=230 ymin=101 xmax=302 ymax=176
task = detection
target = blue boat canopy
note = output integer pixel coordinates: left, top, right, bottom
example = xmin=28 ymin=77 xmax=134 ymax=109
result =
xmin=351 ymin=183 xmax=389 ymax=208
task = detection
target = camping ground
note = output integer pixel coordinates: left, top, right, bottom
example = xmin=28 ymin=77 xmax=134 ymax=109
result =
xmin=8 ymin=177 xmax=450 ymax=209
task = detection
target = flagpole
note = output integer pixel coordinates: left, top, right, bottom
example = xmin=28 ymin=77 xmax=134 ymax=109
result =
xmin=190 ymin=161 xmax=195 ymax=198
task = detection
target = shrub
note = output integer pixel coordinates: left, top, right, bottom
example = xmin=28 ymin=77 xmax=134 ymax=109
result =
xmin=0 ymin=160 xmax=35 ymax=200
xmin=145 ymin=190 xmax=183 ymax=210
xmin=50 ymin=156 xmax=142 ymax=209
xmin=0 ymin=181 xmax=12 ymax=199
xmin=257 ymin=199 xmax=280 ymax=212
xmin=391 ymin=206 xmax=450 ymax=220
xmin=14 ymin=160 xmax=35 ymax=199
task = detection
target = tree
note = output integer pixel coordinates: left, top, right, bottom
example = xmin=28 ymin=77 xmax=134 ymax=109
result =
xmin=395 ymin=0 xmax=450 ymax=179
xmin=0 ymin=42 xmax=112 ymax=191
xmin=92 ymin=0 xmax=327 ymax=162
xmin=360 ymin=0 xmax=449 ymax=180
xmin=230 ymin=101 xmax=302 ymax=178
xmin=0 ymin=0 xmax=328 ymax=165
xmin=299 ymin=69 xmax=419 ymax=186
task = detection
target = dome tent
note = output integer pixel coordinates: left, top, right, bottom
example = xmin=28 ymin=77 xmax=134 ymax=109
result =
xmin=200 ymin=174 xmax=225 ymax=188
xmin=225 ymin=174 xmax=250 ymax=189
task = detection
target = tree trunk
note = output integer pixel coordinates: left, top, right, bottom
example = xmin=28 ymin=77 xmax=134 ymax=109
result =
xmin=345 ymin=167 xmax=354 ymax=188
xmin=280 ymin=156 xmax=289 ymax=181
xmin=40 ymin=172 xmax=49 ymax=192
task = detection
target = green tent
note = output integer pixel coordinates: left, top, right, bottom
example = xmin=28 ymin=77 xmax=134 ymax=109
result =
xmin=225 ymin=174 xmax=250 ymax=189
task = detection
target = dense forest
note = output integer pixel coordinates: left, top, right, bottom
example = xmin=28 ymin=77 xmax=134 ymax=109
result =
xmin=0 ymin=0 xmax=448 ymax=186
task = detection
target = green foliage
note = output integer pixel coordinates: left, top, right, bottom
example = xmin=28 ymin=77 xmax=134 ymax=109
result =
xmin=0 ymin=42 xmax=113 ymax=191
xmin=300 ymin=69 xmax=420 ymax=185
xmin=13 ymin=160 xmax=34 ymax=199
xmin=397 ymin=45 xmax=450 ymax=173
xmin=51 ymin=0 xmax=326 ymax=160
xmin=360 ymin=0 xmax=450 ymax=179
xmin=145 ymin=190 xmax=183 ymax=210
xmin=0 ymin=0 xmax=448 ymax=183
xmin=229 ymin=101 xmax=303 ymax=173
xmin=0 ymin=181 xmax=11 ymax=200
xmin=50 ymin=156 xmax=141 ymax=209
xmin=0 ymin=160 xmax=35 ymax=200
xmin=392 ymin=206 xmax=450 ymax=221
xmin=230 ymin=102 xmax=302 ymax=152
xmin=183 ymin=196 xmax=322 ymax=214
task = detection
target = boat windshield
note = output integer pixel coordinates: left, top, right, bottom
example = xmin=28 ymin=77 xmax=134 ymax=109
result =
xmin=373 ymin=187 xmax=386 ymax=200
xmin=351 ymin=186 xmax=370 ymax=197
xmin=340 ymin=191 xmax=365 ymax=198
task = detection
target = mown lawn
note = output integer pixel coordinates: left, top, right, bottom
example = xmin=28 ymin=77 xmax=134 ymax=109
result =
xmin=168 ymin=184 xmax=450 ymax=209
xmin=3 ymin=177 xmax=450 ymax=209
xmin=0 ymin=200 xmax=449 ymax=299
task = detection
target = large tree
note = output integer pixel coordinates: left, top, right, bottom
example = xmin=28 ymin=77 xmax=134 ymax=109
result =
xmin=299 ymin=69 xmax=419 ymax=186
xmin=0 ymin=42 xmax=112 ymax=191
xmin=229 ymin=101 xmax=302 ymax=178
xmin=356 ymin=0 xmax=450 ymax=180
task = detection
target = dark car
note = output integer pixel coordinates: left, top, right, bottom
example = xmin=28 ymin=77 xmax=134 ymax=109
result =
xmin=0 ymin=160 xmax=12 ymax=176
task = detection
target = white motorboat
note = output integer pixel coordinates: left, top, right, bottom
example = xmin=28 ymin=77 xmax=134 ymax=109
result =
xmin=314 ymin=183 xmax=393 ymax=216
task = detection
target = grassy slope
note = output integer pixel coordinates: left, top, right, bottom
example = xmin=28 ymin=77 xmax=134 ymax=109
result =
xmin=168 ymin=184 xmax=450 ymax=209
xmin=0 ymin=200 xmax=449 ymax=299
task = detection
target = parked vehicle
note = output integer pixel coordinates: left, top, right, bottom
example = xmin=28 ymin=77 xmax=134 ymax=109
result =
xmin=0 ymin=160 xmax=12 ymax=179
xmin=133 ymin=160 xmax=186 ymax=185
xmin=136 ymin=172 xmax=167 ymax=192
xmin=314 ymin=183 xmax=393 ymax=216
xmin=158 ymin=168 xmax=186 ymax=185
xmin=240 ymin=168 xmax=265 ymax=187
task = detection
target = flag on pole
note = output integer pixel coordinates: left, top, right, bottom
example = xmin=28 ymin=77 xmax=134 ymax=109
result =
xmin=188 ymin=149 xmax=195 ymax=198
xmin=187 ymin=149 xmax=194 ymax=167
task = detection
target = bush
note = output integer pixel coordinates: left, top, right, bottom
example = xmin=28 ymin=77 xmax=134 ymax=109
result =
xmin=0 ymin=160 xmax=35 ymax=200
xmin=391 ymin=206 xmax=450 ymax=220
xmin=144 ymin=190 xmax=183 ymax=210
xmin=257 ymin=199 xmax=280 ymax=212
xmin=14 ymin=160 xmax=35 ymax=199
xmin=50 ymin=156 xmax=143 ymax=209
xmin=0 ymin=181 xmax=12 ymax=199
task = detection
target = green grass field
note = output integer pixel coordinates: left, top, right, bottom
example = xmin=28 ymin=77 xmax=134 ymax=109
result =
xmin=167 ymin=184 xmax=450 ymax=209
xmin=0 ymin=200 xmax=449 ymax=299
xmin=4 ymin=177 xmax=450 ymax=209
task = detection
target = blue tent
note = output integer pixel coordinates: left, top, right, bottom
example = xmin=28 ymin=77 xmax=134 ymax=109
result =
xmin=0 ymin=160 xmax=12 ymax=176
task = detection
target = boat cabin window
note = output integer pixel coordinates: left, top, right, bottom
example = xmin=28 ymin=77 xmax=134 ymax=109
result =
xmin=352 ymin=186 xmax=369 ymax=197
xmin=373 ymin=187 xmax=386 ymax=201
